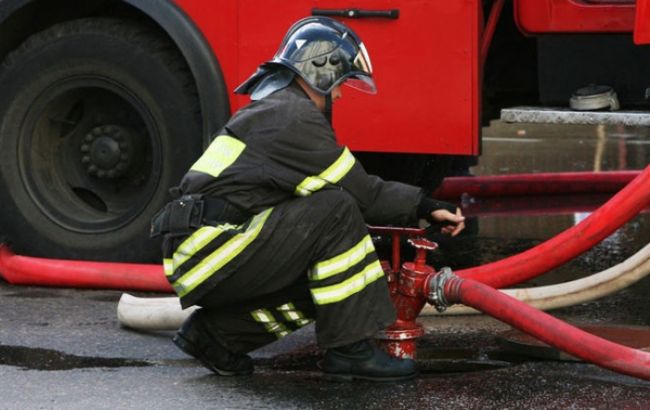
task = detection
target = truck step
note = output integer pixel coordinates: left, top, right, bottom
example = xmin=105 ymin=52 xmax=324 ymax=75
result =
xmin=500 ymin=106 xmax=650 ymax=126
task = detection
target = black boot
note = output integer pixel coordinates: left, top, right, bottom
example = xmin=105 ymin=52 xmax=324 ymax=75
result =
xmin=320 ymin=339 xmax=417 ymax=382
xmin=173 ymin=310 xmax=253 ymax=376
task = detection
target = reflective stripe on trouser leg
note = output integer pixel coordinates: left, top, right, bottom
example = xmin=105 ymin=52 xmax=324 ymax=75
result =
xmin=251 ymin=308 xmax=291 ymax=339
xmin=303 ymin=194 xmax=396 ymax=348
xmin=192 ymin=294 xmax=315 ymax=354
xmin=171 ymin=191 xmax=395 ymax=350
xmin=310 ymin=259 xmax=385 ymax=305
xmin=164 ymin=209 xmax=273 ymax=299
xmin=276 ymin=302 xmax=313 ymax=327
xmin=251 ymin=303 xmax=314 ymax=339
xmin=307 ymin=234 xmax=393 ymax=346
xmin=309 ymin=234 xmax=383 ymax=305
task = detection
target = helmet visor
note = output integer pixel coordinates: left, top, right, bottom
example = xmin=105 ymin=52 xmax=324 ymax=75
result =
xmin=345 ymin=42 xmax=376 ymax=94
xmin=345 ymin=75 xmax=377 ymax=94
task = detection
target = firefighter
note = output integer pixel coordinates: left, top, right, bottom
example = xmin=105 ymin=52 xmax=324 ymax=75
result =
xmin=151 ymin=16 xmax=465 ymax=382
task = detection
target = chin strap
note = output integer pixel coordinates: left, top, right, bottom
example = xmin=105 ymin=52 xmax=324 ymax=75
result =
xmin=324 ymin=94 xmax=333 ymax=125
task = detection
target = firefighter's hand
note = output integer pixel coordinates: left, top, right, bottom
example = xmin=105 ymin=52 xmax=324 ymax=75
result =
xmin=430 ymin=208 xmax=465 ymax=237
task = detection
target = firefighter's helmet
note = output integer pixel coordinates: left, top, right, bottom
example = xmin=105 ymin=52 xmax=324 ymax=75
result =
xmin=235 ymin=16 xmax=376 ymax=100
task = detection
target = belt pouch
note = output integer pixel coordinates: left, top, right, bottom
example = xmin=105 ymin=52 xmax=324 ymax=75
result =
xmin=169 ymin=197 xmax=203 ymax=235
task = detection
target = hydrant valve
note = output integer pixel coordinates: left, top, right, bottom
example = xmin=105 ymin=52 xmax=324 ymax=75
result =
xmin=407 ymin=238 xmax=438 ymax=270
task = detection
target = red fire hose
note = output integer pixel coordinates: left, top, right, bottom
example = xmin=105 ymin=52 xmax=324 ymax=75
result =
xmin=0 ymin=245 xmax=170 ymax=292
xmin=0 ymin=168 xmax=647 ymax=291
xmin=456 ymin=166 xmax=650 ymax=288
xmin=480 ymin=0 xmax=504 ymax=68
xmin=440 ymin=275 xmax=650 ymax=380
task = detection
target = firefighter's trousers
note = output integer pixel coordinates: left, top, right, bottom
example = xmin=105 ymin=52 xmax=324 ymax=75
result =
xmin=165 ymin=190 xmax=397 ymax=353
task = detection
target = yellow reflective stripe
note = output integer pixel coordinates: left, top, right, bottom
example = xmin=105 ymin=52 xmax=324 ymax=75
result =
xmin=252 ymin=309 xmax=290 ymax=338
xmin=190 ymin=135 xmax=245 ymax=178
xmin=320 ymin=147 xmax=355 ymax=182
xmin=251 ymin=309 xmax=274 ymax=323
xmin=295 ymin=319 xmax=312 ymax=327
xmin=284 ymin=311 xmax=301 ymax=321
xmin=268 ymin=323 xmax=290 ymax=336
xmin=277 ymin=303 xmax=301 ymax=321
xmin=295 ymin=176 xmax=327 ymax=197
xmin=172 ymin=224 xmax=238 ymax=269
xmin=163 ymin=258 xmax=174 ymax=277
xmin=310 ymin=260 xmax=384 ymax=305
xmin=295 ymin=147 xmax=355 ymax=196
xmin=173 ymin=209 xmax=272 ymax=297
xmin=276 ymin=303 xmax=312 ymax=327
xmin=309 ymin=235 xmax=374 ymax=281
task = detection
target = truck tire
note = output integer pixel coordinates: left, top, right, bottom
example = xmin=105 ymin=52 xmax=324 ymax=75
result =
xmin=0 ymin=18 xmax=207 ymax=262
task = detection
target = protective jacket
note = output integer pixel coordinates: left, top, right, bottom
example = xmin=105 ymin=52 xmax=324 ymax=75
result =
xmin=181 ymin=84 xmax=422 ymax=224
xmin=159 ymin=84 xmax=424 ymax=350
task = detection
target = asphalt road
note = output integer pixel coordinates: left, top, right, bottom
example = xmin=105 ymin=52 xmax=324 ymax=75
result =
xmin=1 ymin=120 xmax=649 ymax=409
xmin=1 ymin=224 xmax=649 ymax=409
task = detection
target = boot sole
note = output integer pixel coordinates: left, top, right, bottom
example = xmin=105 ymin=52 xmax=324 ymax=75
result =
xmin=173 ymin=333 xmax=253 ymax=376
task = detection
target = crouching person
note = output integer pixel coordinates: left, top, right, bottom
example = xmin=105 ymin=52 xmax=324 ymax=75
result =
xmin=152 ymin=16 xmax=464 ymax=382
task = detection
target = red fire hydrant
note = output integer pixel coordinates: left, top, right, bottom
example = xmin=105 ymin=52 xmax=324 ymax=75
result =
xmin=371 ymin=226 xmax=441 ymax=359
xmin=370 ymin=226 xmax=650 ymax=381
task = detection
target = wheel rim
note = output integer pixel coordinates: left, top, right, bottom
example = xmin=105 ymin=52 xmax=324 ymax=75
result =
xmin=18 ymin=76 xmax=162 ymax=233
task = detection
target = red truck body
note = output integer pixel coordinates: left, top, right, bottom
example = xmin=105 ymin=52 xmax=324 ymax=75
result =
xmin=516 ymin=0 xmax=636 ymax=33
xmin=176 ymin=0 xmax=481 ymax=156
xmin=176 ymin=0 xmax=650 ymax=156
xmin=0 ymin=0 xmax=647 ymax=261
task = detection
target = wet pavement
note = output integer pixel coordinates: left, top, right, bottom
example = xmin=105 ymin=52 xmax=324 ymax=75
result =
xmin=0 ymin=121 xmax=649 ymax=409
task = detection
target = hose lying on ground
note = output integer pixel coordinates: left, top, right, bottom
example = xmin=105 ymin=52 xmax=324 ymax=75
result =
xmin=0 ymin=244 xmax=170 ymax=292
xmin=1 ymin=168 xmax=647 ymax=292
xmin=117 ymin=243 xmax=650 ymax=330
xmin=421 ymin=242 xmax=650 ymax=315
xmin=117 ymin=293 xmax=198 ymax=331
xmin=441 ymin=274 xmax=650 ymax=380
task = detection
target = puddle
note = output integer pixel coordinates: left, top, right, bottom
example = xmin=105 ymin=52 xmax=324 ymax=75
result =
xmin=479 ymin=121 xmax=649 ymax=175
xmin=0 ymin=344 xmax=150 ymax=371
xmin=415 ymin=347 xmax=525 ymax=373
xmin=254 ymin=345 xmax=524 ymax=374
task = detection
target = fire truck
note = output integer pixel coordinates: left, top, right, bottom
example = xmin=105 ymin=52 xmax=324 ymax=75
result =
xmin=0 ymin=0 xmax=647 ymax=262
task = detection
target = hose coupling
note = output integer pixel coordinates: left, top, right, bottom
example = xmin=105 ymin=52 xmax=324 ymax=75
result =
xmin=427 ymin=266 xmax=455 ymax=312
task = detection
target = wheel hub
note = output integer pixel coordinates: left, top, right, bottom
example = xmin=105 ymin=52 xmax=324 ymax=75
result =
xmin=81 ymin=125 xmax=132 ymax=179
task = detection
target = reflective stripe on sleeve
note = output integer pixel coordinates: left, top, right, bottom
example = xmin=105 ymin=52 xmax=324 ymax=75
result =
xmin=310 ymin=260 xmax=385 ymax=305
xmin=190 ymin=135 xmax=245 ymax=178
xmin=173 ymin=208 xmax=272 ymax=297
xmin=295 ymin=147 xmax=355 ymax=196
xmin=308 ymin=235 xmax=375 ymax=281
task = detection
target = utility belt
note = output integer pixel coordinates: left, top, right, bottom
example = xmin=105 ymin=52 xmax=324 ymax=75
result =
xmin=150 ymin=194 xmax=251 ymax=238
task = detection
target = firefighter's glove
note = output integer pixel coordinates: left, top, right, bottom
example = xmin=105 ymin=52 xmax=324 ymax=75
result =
xmin=417 ymin=198 xmax=465 ymax=237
